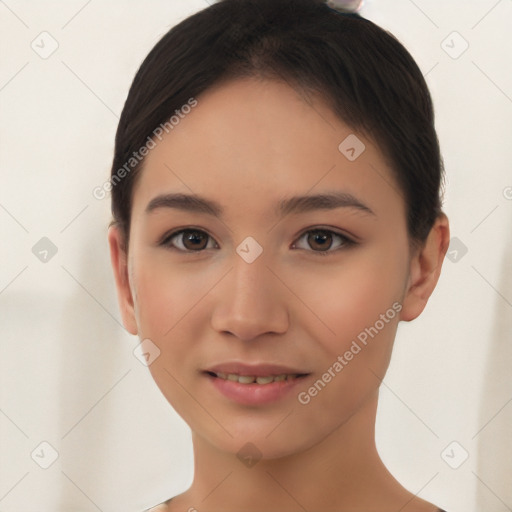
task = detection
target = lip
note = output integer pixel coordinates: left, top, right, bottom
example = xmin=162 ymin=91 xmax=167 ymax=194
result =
xmin=203 ymin=362 xmax=309 ymax=377
xmin=203 ymin=372 xmax=310 ymax=406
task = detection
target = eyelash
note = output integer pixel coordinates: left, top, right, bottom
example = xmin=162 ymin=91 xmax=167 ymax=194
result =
xmin=159 ymin=227 xmax=356 ymax=256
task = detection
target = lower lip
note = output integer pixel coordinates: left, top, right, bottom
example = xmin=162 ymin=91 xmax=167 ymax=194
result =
xmin=204 ymin=372 xmax=310 ymax=406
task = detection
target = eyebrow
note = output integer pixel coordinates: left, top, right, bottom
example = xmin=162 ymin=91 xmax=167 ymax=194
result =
xmin=145 ymin=191 xmax=376 ymax=218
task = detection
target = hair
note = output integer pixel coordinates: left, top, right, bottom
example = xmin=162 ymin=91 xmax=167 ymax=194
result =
xmin=109 ymin=0 xmax=445 ymax=254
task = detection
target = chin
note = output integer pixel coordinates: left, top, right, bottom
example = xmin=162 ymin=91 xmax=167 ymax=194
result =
xmin=194 ymin=418 xmax=322 ymax=462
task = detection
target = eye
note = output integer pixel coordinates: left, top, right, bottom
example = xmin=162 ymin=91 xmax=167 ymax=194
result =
xmin=160 ymin=228 xmax=218 ymax=252
xmin=292 ymin=228 xmax=355 ymax=255
xmin=160 ymin=227 xmax=355 ymax=255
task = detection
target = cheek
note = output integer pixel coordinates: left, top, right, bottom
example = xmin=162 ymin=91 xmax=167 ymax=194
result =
xmin=131 ymin=263 xmax=176 ymax=339
xmin=293 ymin=247 xmax=407 ymax=351
xmin=291 ymin=255 xmax=403 ymax=429
xmin=130 ymin=253 xmax=222 ymax=390
xmin=130 ymin=251 xmax=209 ymax=338
xmin=130 ymin=257 xmax=205 ymax=411
xmin=288 ymin=247 xmax=407 ymax=417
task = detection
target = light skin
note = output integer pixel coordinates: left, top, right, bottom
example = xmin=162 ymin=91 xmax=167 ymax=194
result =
xmin=108 ymin=77 xmax=450 ymax=512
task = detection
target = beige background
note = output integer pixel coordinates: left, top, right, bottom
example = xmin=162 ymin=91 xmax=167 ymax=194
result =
xmin=1 ymin=0 xmax=511 ymax=511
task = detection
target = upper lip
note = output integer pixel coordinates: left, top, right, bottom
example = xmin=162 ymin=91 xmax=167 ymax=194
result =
xmin=203 ymin=362 xmax=310 ymax=377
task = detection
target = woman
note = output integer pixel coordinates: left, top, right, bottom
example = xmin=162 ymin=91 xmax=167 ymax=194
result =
xmin=107 ymin=0 xmax=451 ymax=510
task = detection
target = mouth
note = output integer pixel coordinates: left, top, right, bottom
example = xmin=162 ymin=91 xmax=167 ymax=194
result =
xmin=203 ymin=370 xmax=310 ymax=385
xmin=202 ymin=370 xmax=311 ymax=406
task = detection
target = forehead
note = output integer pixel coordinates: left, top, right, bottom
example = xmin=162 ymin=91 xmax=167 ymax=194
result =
xmin=131 ymin=77 xmax=403 ymax=222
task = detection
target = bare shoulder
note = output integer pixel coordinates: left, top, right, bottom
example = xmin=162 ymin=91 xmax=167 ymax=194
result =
xmin=145 ymin=495 xmax=445 ymax=512
xmin=145 ymin=504 xmax=169 ymax=512
xmin=144 ymin=498 xmax=175 ymax=512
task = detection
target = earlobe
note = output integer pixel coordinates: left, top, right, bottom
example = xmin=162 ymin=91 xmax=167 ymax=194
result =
xmin=400 ymin=213 xmax=450 ymax=322
xmin=107 ymin=225 xmax=138 ymax=335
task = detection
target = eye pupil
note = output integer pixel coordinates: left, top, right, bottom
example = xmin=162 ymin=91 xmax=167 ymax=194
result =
xmin=184 ymin=230 xmax=208 ymax=250
xmin=308 ymin=230 xmax=332 ymax=251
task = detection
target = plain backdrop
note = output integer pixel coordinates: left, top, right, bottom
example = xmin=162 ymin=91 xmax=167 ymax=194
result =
xmin=1 ymin=1 xmax=511 ymax=511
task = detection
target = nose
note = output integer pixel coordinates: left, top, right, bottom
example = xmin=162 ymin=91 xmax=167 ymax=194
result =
xmin=210 ymin=253 xmax=290 ymax=342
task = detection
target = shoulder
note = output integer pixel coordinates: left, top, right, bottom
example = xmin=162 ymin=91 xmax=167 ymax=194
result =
xmin=143 ymin=497 xmax=174 ymax=512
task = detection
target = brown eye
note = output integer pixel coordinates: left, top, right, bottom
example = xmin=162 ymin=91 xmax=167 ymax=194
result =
xmin=161 ymin=229 xmax=217 ymax=252
xmin=293 ymin=228 xmax=354 ymax=255
xmin=307 ymin=230 xmax=334 ymax=251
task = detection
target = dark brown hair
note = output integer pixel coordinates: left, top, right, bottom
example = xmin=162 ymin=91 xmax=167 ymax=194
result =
xmin=109 ymin=0 xmax=445 ymax=253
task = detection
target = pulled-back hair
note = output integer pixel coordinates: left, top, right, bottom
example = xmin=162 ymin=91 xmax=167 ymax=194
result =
xmin=110 ymin=0 xmax=445 ymax=253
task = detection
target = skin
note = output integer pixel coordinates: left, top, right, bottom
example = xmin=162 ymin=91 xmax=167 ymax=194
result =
xmin=108 ymin=77 xmax=450 ymax=512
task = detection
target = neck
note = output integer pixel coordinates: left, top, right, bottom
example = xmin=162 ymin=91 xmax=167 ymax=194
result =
xmin=182 ymin=392 xmax=407 ymax=511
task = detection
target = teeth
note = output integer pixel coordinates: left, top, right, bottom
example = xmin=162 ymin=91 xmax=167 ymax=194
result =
xmin=255 ymin=376 xmax=274 ymax=384
xmin=214 ymin=372 xmax=301 ymax=384
xmin=239 ymin=375 xmax=257 ymax=384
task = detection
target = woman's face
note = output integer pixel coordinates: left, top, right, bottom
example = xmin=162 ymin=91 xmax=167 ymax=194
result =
xmin=111 ymin=77 xmax=419 ymax=459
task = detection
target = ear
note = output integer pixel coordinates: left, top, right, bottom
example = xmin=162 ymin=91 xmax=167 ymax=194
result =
xmin=107 ymin=225 xmax=138 ymax=335
xmin=400 ymin=213 xmax=450 ymax=322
